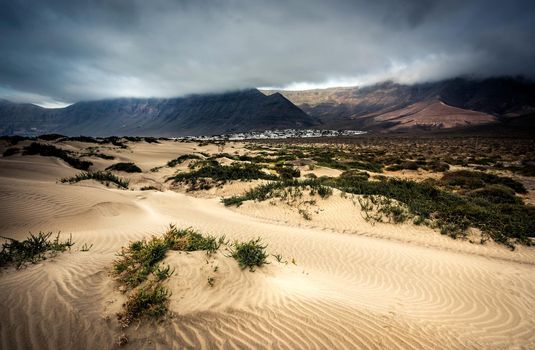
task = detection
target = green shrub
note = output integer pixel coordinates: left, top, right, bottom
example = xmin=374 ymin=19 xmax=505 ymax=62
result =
xmin=117 ymin=282 xmax=170 ymax=325
xmin=61 ymin=171 xmax=129 ymax=189
xmin=113 ymin=225 xmax=232 ymax=325
xmin=113 ymin=236 xmax=169 ymax=288
xmin=275 ymin=166 xmax=300 ymax=180
xmin=441 ymin=170 xmax=526 ymax=193
xmin=317 ymin=185 xmax=333 ymax=198
xmin=106 ymin=162 xmax=142 ymax=173
xmin=386 ymin=161 xmax=419 ymax=171
xmin=231 ymin=238 xmax=268 ymax=271
xmin=23 ymin=142 xmax=92 ymax=170
xmin=424 ymin=161 xmax=450 ymax=172
xmin=2 ymin=147 xmax=19 ymax=157
xmin=225 ymin=171 xmax=534 ymax=245
xmin=0 ymin=232 xmax=74 ymax=268
xmin=140 ymin=185 xmax=159 ymax=191
xmin=163 ymin=227 xmax=219 ymax=253
xmin=144 ymin=137 xmax=160 ymax=144
xmin=88 ymin=152 xmax=114 ymax=160
xmin=168 ymin=161 xmax=277 ymax=186
xmin=167 ymin=154 xmax=201 ymax=167
xmin=467 ymin=185 xmax=521 ymax=204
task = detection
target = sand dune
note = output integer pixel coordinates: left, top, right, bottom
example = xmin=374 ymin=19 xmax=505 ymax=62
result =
xmin=1 ymin=141 xmax=534 ymax=349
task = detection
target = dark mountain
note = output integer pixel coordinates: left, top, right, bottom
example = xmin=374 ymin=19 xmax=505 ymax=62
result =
xmin=263 ymin=77 xmax=535 ymax=132
xmin=2 ymin=78 xmax=534 ymax=136
xmin=0 ymin=89 xmax=317 ymax=137
xmin=0 ymin=99 xmax=64 ymax=136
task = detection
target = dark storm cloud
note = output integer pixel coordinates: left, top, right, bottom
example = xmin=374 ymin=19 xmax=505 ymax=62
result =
xmin=0 ymin=0 xmax=534 ymax=105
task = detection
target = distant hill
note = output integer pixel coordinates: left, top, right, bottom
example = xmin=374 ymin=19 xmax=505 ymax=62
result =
xmin=0 ymin=89 xmax=317 ymax=137
xmin=263 ymin=77 xmax=535 ymax=132
xmin=2 ymin=77 xmax=534 ymax=136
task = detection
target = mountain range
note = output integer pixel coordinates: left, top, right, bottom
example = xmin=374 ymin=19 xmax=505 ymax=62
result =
xmin=0 ymin=89 xmax=315 ymax=137
xmin=1 ymin=77 xmax=534 ymax=136
xmin=263 ymin=77 xmax=535 ymax=132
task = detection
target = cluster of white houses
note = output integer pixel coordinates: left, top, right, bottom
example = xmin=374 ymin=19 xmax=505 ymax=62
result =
xmin=178 ymin=129 xmax=366 ymax=141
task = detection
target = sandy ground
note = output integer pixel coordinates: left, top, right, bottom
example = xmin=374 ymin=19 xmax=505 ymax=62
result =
xmin=1 ymin=140 xmax=535 ymax=350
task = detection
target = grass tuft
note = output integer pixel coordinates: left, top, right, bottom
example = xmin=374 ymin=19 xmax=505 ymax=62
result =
xmin=230 ymin=238 xmax=269 ymax=271
xmin=61 ymin=171 xmax=129 ymax=189
xmin=117 ymin=282 xmax=170 ymax=325
xmin=163 ymin=227 xmax=219 ymax=254
xmin=0 ymin=232 xmax=74 ymax=268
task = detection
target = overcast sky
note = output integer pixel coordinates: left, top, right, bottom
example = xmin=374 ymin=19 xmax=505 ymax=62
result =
xmin=1 ymin=0 xmax=534 ymax=106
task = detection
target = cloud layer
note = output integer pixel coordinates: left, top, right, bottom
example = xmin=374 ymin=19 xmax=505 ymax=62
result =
xmin=1 ymin=0 xmax=534 ymax=105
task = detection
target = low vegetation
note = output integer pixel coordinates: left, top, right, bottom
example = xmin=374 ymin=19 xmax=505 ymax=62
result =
xmin=163 ymin=227 xmax=220 ymax=253
xmin=2 ymin=147 xmax=19 ymax=157
xmin=275 ymin=165 xmax=300 ymax=179
xmin=0 ymin=135 xmax=28 ymax=145
xmin=167 ymin=161 xmax=277 ymax=190
xmin=167 ymin=154 xmax=201 ymax=167
xmin=224 ymin=169 xmax=534 ymax=246
xmin=117 ymin=283 xmax=171 ymax=326
xmin=82 ymin=148 xmax=115 ymax=160
xmin=230 ymin=238 xmax=269 ymax=271
xmin=0 ymin=232 xmax=74 ymax=268
xmin=222 ymin=178 xmax=332 ymax=206
xmin=61 ymin=171 xmax=129 ymax=189
xmin=106 ymin=162 xmax=142 ymax=173
xmin=23 ymin=142 xmax=93 ymax=170
xmin=140 ymin=185 xmax=159 ymax=191
xmin=113 ymin=225 xmax=269 ymax=325
xmin=440 ymin=170 xmax=526 ymax=193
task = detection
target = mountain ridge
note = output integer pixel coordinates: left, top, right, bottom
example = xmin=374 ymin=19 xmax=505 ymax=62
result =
xmin=262 ymin=77 xmax=535 ymax=132
xmin=0 ymin=89 xmax=316 ymax=137
xmin=1 ymin=77 xmax=534 ymax=136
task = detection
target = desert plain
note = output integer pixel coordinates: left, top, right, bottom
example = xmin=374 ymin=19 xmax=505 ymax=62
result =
xmin=0 ymin=136 xmax=534 ymax=350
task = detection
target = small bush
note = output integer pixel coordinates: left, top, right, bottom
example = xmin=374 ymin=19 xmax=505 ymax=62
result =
xmin=168 ymin=161 xmax=277 ymax=187
xmin=275 ymin=166 xmax=300 ymax=180
xmin=167 ymin=154 xmax=201 ymax=167
xmin=113 ymin=236 xmax=169 ymax=288
xmin=0 ymin=232 xmax=74 ymax=268
xmin=317 ymin=185 xmax=333 ymax=198
xmin=106 ymin=162 xmax=142 ymax=173
xmin=117 ymin=282 xmax=170 ymax=325
xmin=222 ymin=179 xmax=333 ymax=206
xmin=231 ymin=238 xmax=268 ymax=271
xmin=61 ymin=171 xmax=129 ymax=189
xmin=163 ymin=227 xmax=219 ymax=254
xmin=386 ymin=161 xmax=419 ymax=171
xmin=144 ymin=137 xmax=160 ymax=144
xmin=2 ymin=147 xmax=19 ymax=157
xmin=23 ymin=142 xmax=92 ymax=170
xmin=467 ymin=184 xmax=521 ymax=204
xmin=0 ymin=135 xmax=28 ymax=145
xmin=140 ymin=185 xmax=159 ymax=191
xmin=441 ymin=170 xmax=526 ymax=193
xmin=89 ymin=153 xmax=115 ymax=160
xmin=154 ymin=264 xmax=174 ymax=281
xmin=113 ymin=225 xmax=229 ymax=325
